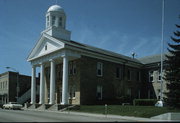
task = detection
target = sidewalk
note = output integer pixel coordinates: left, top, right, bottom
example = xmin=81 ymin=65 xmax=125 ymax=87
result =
xmin=24 ymin=108 xmax=168 ymax=122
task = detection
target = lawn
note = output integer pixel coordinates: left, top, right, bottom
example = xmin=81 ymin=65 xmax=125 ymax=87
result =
xmin=70 ymin=105 xmax=180 ymax=118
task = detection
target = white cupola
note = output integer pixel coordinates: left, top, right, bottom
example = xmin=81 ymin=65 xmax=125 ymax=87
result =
xmin=43 ymin=5 xmax=71 ymax=41
xmin=46 ymin=5 xmax=66 ymax=29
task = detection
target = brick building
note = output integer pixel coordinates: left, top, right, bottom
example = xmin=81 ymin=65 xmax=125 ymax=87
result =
xmin=27 ymin=4 xmax=167 ymax=107
xmin=0 ymin=71 xmax=39 ymax=104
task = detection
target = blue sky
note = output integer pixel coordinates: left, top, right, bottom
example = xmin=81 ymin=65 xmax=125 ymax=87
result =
xmin=0 ymin=0 xmax=180 ymax=76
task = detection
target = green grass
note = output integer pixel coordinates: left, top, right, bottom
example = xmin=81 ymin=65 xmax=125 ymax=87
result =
xmin=71 ymin=105 xmax=180 ymax=118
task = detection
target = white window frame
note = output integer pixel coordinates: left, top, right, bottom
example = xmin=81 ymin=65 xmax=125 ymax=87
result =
xmin=46 ymin=16 xmax=50 ymax=27
xmin=97 ymin=62 xmax=103 ymax=76
xmin=149 ymin=70 xmax=154 ymax=82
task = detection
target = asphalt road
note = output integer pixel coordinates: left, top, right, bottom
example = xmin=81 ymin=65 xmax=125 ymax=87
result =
xmin=0 ymin=109 xmax=128 ymax=122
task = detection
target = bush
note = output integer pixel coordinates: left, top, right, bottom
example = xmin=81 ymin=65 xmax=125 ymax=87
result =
xmin=133 ymin=99 xmax=158 ymax=106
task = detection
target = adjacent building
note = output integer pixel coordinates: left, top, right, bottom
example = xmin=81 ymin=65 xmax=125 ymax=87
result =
xmin=27 ymin=4 xmax=167 ymax=106
xmin=0 ymin=71 xmax=39 ymax=104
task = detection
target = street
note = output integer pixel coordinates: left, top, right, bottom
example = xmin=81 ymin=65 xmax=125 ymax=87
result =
xmin=0 ymin=109 xmax=128 ymax=122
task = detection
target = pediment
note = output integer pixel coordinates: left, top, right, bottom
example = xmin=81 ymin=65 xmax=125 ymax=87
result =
xmin=27 ymin=33 xmax=65 ymax=61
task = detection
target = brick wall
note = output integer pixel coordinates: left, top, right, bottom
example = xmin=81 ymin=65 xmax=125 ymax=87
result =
xmin=79 ymin=55 xmax=143 ymax=105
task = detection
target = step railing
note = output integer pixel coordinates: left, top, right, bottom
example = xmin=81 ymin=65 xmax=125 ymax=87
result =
xmin=17 ymin=85 xmax=39 ymax=104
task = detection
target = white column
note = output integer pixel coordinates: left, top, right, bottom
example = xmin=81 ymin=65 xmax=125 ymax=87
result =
xmin=49 ymin=59 xmax=55 ymax=104
xmin=39 ymin=63 xmax=45 ymax=104
xmin=61 ymin=56 xmax=69 ymax=105
xmin=31 ymin=66 xmax=36 ymax=104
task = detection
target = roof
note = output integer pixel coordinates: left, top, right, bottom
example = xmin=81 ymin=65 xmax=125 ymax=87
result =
xmin=51 ymin=35 xmax=142 ymax=64
xmin=47 ymin=5 xmax=64 ymax=13
xmin=138 ymin=54 xmax=167 ymax=64
xmin=29 ymin=33 xmax=170 ymax=66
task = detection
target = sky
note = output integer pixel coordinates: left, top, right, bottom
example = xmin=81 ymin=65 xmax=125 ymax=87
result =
xmin=0 ymin=0 xmax=180 ymax=76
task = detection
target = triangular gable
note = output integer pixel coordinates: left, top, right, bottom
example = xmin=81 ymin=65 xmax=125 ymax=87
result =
xmin=27 ymin=33 xmax=65 ymax=61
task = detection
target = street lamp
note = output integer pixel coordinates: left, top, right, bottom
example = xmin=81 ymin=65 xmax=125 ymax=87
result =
xmin=6 ymin=67 xmax=19 ymax=102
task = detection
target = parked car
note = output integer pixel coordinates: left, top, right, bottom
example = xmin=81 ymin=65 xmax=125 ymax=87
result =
xmin=3 ymin=102 xmax=23 ymax=110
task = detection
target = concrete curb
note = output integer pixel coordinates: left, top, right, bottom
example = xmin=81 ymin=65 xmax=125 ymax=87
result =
xmin=23 ymin=108 xmax=168 ymax=122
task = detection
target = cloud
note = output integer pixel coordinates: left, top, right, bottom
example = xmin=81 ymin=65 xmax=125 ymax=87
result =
xmin=71 ymin=23 xmax=163 ymax=58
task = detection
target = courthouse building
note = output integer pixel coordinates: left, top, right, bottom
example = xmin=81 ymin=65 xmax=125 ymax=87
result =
xmin=27 ymin=4 xmax=167 ymax=106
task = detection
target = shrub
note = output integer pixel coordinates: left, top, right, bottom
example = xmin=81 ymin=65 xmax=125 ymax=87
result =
xmin=133 ymin=99 xmax=158 ymax=106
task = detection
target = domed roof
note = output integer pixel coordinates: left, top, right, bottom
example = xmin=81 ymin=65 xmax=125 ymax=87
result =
xmin=47 ymin=5 xmax=64 ymax=12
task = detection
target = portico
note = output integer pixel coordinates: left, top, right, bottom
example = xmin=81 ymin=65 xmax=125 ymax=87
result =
xmin=30 ymin=49 xmax=80 ymax=105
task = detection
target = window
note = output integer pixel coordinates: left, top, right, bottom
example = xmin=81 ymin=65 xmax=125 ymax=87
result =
xmin=96 ymin=85 xmax=103 ymax=100
xmin=148 ymin=89 xmax=155 ymax=99
xmin=97 ymin=62 xmax=103 ymax=76
xmin=47 ymin=16 xmax=50 ymax=27
xmin=2 ymin=82 xmax=4 ymax=89
xmin=69 ymin=61 xmax=76 ymax=75
xmin=59 ymin=17 xmax=62 ymax=27
xmin=69 ymin=62 xmax=73 ymax=75
xmin=45 ymin=45 xmax=47 ymax=50
xmin=127 ymin=88 xmax=131 ymax=97
xmin=4 ymin=82 xmax=7 ymax=89
xmin=158 ymin=89 xmax=161 ymax=99
xmin=45 ymin=68 xmax=50 ymax=79
xmin=52 ymin=16 xmax=56 ymax=26
xmin=149 ymin=71 xmax=154 ymax=82
xmin=136 ymin=71 xmax=141 ymax=81
xmin=69 ymin=85 xmax=76 ymax=98
xmin=138 ymin=90 xmax=141 ymax=99
xmin=73 ymin=64 xmax=76 ymax=74
xmin=116 ymin=67 xmax=122 ymax=79
xmin=127 ymin=69 xmax=131 ymax=81
xmin=158 ymin=70 xmax=161 ymax=82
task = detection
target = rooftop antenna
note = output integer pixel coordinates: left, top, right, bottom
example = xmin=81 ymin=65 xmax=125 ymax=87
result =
xmin=131 ymin=52 xmax=137 ymax=59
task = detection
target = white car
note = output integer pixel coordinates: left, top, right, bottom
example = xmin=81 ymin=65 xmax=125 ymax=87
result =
xmin=3 ymin=102 xmax=23 ymax=110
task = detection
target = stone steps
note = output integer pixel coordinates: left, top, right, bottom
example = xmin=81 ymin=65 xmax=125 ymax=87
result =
xmin=25 ymin=103 xmax=80 ymax=111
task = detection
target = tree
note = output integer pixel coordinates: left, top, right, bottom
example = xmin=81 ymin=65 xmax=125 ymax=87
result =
xmin=164 ymin=22 xmax=180 ymax=108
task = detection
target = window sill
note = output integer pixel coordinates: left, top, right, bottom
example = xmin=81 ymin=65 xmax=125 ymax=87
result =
xmin=149 ymin=81 xmax=155 ymax=83
xmin=69 ymin=97 xmax=76 ymax=100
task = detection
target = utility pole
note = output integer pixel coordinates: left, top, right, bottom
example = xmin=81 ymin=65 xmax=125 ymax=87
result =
xmin=160 ymin=0 xmax=165 ymax=102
